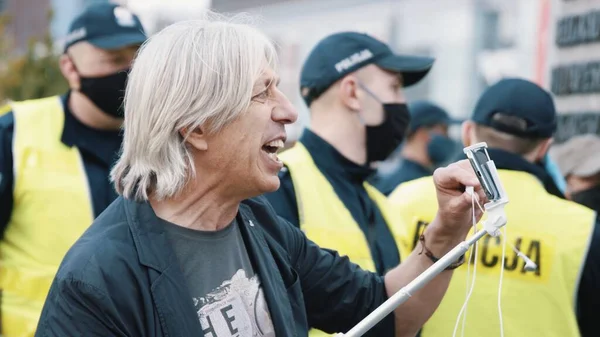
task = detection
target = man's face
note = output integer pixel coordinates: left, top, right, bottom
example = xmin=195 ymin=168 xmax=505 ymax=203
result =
xmin=427 ymin=124 xmax=449 ymax=137
xmin=200 ymin=66 xmax=298 ymax=197
xmin=63 ymin=42 xmax=139 ymax=87
xmin=356 ymin=65 xmax=405 ymax=126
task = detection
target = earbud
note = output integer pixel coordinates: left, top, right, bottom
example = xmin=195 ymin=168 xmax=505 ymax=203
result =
xmin=517 ymin=251 xmax=538 ymax=272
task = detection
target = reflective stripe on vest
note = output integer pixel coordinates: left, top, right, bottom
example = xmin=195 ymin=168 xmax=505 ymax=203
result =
xmin=279 ymin=143 xmax=412 ymax=337
xmin=389 ymin=170 xmax=595 ymax=337
xmin=0 ymin=96 xmax=94 ymax=337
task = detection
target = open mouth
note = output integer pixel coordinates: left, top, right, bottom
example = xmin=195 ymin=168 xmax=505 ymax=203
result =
xmin=261 ymin=139 xmax=284 ymax=162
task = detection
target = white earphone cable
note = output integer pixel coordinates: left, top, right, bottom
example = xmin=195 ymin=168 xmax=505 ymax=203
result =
xmin=472 ymin=193 xmax=506 ymax=337
xmin=452 ymin=189 xmax=479 ymax=337
xmin=498 ymin=225 xmax=506 ymax=337
xmin=460 ymin=245 xmax=471 ymax=337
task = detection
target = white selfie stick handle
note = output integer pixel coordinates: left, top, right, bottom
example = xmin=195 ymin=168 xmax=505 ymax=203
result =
xmin=340 ymin=229 xmax=489 ymax=337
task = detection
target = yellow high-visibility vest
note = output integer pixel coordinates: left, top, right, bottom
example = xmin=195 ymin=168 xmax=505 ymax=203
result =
xmin=0 ymin=103 xmax=11 ymax=116
xmin=0 ymin=96 xmax=95 ymax=337
xmin=279 ymin=142 xmax=412 ymax=337
xmin=389 ymin=170 xmax=595 ymax=337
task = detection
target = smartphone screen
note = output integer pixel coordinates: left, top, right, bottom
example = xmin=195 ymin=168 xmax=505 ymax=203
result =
xmin=467 ymin=147 xmax=502 ymax=201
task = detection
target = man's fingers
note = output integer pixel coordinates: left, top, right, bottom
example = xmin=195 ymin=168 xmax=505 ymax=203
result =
xmin=461 ymin=185 xmax=488 ymax=208
xmin=455 ymin=159 xmax=491 ymax=204
xmin=476 ymin=188 xmax=488 ymax=204
xmin=434 ymin=160 xmax=481 ymax=190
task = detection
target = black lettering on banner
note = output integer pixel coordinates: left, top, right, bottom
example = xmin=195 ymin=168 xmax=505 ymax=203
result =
xmin=551 ymin=62 xmax=600 ymax=96
xmin=411 ymin=220 xmax=542 ymax=277
xmin=478 ymin=236 xmax=541 ymax=277
xmin=524 ymin=240 xmax=542 ymax=276
xmin=555 ymin=113 xmax=600 ymax=144
xmin=221 ymin=304 xmax=238 ymax=335
xmin=411 ymin=220 xmax=429 ymax=250
xmin=555 ymin=10 xmax=600 ymax=48
xmin=202 ymin=315 xmax=217 ymax=337
xmin=481 ymin=235 xmax=500 ymax=267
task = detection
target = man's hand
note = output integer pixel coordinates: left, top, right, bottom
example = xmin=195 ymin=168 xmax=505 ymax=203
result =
xmin=429 ymin=159 xmax=488 ymax=240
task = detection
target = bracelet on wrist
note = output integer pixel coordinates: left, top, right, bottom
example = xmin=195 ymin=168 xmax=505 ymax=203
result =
xmin=418 ymin=234 xmax=465 ymax=270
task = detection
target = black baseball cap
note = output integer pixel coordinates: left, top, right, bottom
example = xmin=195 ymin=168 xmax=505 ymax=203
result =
xmin=63 ymin=3 xmax=146 ymax=52
xmin=300 ymin=32 xmax=435 ymax=106
xmin=408 ymin=100 xmax=461 ymax=134
xmin=471 ymin=78 xmax=557 ymax=138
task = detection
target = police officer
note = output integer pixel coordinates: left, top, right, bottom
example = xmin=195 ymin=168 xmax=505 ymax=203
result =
xmin=552 ymin=133 xmax=600 ymax=212
xmin=389 ymin=78 xmax=600 ymax=337
xmin=264 ymin=32 xmax=435 ymax=335
xmin=0 ymin=4 xmax=146 ymax=335
xmin=373 ymin=100 xmax=460 ymax=195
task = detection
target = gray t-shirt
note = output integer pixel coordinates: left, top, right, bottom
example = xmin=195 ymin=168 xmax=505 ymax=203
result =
xmin=164 ymin=218 xmax=275 ymax=337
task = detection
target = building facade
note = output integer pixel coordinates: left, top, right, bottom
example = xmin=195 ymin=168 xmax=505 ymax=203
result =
xmin=2 ymin=0 xmax=52 ymax=54
xmin=545 ymin=0 xmax=600 ymax=143
xmin=209 ymin=0 xmax=544 ymax=143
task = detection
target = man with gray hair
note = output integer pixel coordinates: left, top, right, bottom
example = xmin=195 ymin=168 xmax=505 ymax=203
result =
xmin=36 ymin=13 xmax=487 ymax=337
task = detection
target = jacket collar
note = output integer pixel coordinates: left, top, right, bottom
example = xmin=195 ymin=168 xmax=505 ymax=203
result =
xmin=486 ymin=148 xmax=565 ymax=199
xmin=300 ymin=128 xmax=375 ymax=183
xmin=59 ymin=91 xmax=122 ymax=167
xmin=123 ymin=198 xmax=199 ymax=335
xmin=123 ymin=197 xmax=296 ymax=337
xmin=237 ymin=203 xmax=298 ymax=337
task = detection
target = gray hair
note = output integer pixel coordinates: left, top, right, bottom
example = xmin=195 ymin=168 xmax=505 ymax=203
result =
xmin=111 ymin=12 xmax=279 ymax=201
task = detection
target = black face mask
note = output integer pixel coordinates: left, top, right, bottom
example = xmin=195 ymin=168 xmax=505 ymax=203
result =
xmin=78 ymin=69 xmax=130 ymax=118
xmin=357 ymin=82 xmax=411 ymax=163
xmin=365 ymin=103 xmax=411 ymax=163
xmin=571 ymin=185 xmax=600 ymax=212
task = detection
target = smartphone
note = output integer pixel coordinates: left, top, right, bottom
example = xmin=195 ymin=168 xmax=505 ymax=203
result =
xmin=463 ymin=143 xmax=503 ymax=202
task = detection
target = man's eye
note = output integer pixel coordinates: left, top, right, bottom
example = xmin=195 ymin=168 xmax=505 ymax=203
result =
xmin=252 ymin=90 xmax=269 ymax=102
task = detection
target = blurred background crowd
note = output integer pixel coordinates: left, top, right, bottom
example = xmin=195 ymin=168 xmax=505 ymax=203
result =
xmin=2 ymin=0 xmax=599 ymax=190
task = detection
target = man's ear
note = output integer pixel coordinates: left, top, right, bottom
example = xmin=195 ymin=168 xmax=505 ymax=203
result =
xmin=59 ymin=54 xmax=80 ymax=90
xmin=461 ymin=121 xmax=475 ymax=147
xmin=338 ymin=75 xmax=361 ymax=111
xmin=180 ymin=126 xmax=208 ymax=151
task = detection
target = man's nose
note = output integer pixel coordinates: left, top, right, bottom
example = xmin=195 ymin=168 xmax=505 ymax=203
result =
xmin=273 ymin=90 xmax=298 ymax=124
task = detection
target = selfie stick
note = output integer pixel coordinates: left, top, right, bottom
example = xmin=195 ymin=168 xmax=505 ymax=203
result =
xmin=339 ymin=143 xmax=509 ymax=337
